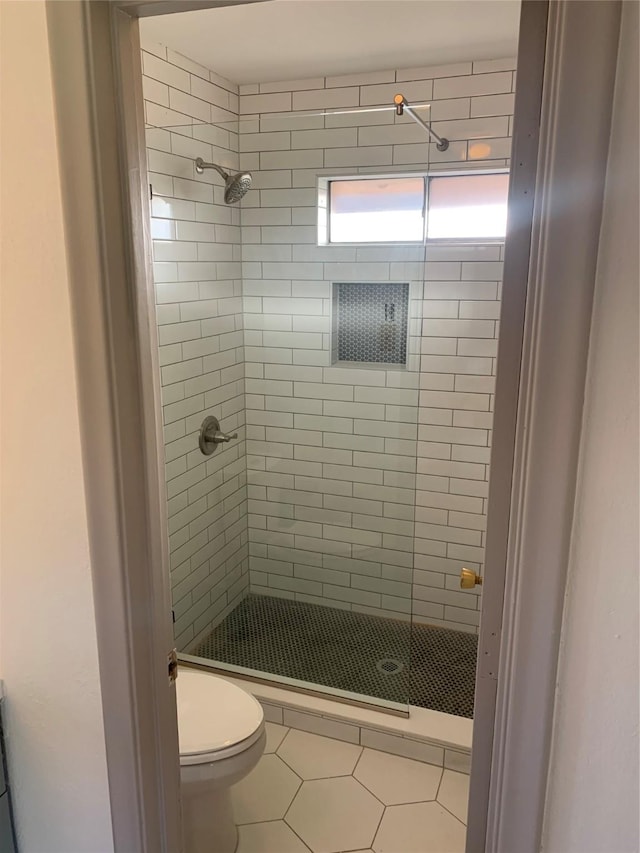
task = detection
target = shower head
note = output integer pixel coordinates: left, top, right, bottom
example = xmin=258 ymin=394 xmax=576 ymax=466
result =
xmin=194 ymin=157 xmax=252 ymax=203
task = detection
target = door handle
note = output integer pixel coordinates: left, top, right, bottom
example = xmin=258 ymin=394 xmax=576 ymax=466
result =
xmin=460 ymin=567 xmax=483 ymax=588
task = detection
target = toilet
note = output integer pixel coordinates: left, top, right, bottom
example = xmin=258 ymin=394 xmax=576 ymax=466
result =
xmin=176 ymin=668 xmax=266 ymax=853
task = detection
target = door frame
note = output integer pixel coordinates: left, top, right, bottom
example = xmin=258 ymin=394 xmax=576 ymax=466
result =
xmin=45 ymin=1 xmax=622 ymax=851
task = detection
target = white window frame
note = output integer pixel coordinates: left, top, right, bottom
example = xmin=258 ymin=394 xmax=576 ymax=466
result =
xmin=317 ymin=167 xmax=510 ymax=248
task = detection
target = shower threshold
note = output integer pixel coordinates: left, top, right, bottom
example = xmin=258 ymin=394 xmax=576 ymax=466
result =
xmin=190 ymin=594 xmax=477 ymax=719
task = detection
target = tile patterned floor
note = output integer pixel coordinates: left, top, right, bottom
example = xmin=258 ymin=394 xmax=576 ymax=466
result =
xmin=232 ymin=723 xmax=469 ymax=853
xmin=195 ymin=594 xmax=478 ymax=717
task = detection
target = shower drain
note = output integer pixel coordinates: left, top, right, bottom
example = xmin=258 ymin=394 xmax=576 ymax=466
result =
xmin=376 ymin=657 xmax=405 ymax=675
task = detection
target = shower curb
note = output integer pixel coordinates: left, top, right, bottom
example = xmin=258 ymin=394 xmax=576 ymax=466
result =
xmin=218 ymin=671 xmax=472 ymax=774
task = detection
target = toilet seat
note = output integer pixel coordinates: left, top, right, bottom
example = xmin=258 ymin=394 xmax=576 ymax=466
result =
xmin=177 ymin=668 xmax=264 ymax=766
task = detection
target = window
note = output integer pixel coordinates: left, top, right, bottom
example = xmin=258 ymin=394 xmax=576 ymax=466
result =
xmin=427 ymin=172 xmax=509 ymax=239
xmin=318 ymin=170 xmax=509 ymax=244
xmin=326 ymin=177 xmax=426 ymax=243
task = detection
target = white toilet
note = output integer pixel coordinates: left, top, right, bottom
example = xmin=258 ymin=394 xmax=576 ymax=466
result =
xmin=176 ymin=668 xmax=266 ymax=853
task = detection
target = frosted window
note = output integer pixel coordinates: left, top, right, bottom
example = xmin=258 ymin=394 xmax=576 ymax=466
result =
xmin=329 ymin=177 xmax=425 ymax=243
xmin=427 ymin=172 xmax=509 ymax=239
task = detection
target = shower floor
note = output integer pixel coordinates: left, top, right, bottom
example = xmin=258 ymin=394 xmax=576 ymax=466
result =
xmin=193 ymin=594 xmax=477 ymax=718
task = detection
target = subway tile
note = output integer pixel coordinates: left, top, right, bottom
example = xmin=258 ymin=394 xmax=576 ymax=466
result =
xmin=453 ymin=410 xmax=495 ymax=429
xmin=360 ymin=79 xmax=433 ymax=106
xmin=449 ymin=478 xmax=489 ymax=498
xmin=267 ymin=396 xmax=323 ymax=416
xmin=358 ymin=122 xmax=427 ymax=147
xmin=263 ymin=261 xmax=323 ymax=280
xmin=325 ymin=145 xmax=393 ymax=167
xmin=324 ymin=432 xmax=384 ymax=453
xmin=419 ymin=458 xmax=486 ymax=481
xmin=240 ymin=91 xmax=292 ymax=114
xmin=294 ymin=382 xmax=353 ymax=401
xmin=470 ymin=92 xmax=516 ymax=117
xmin=420 ymin=425 xmax=488 ymax=447
xmin=295 ymin=535 xmax=351 ymax=557
xmin=353 ymin=483 xmax=413 ymax=505
xmin=459 ymin=301 xmax=501 ymax=320
xmin=296 ymin=414 xmax=353 ymax=434
xmin=292 ymin=87 xmax=360 ymax=110
xmin=261 ymin=148 xmax=325 ymax=169
xmin=239 ymin=131 xmax=291 ymax=152
xmin=296 ymin=475 xmax=352 ymax=497
xmin=392 ymin=140 xmax=467 ymax=166
xmin=422 ymin=319 xmax=495 ymax=338
xmin=323 ymin=367 xmax=386 ymax=387
xmin=420 ymin=355 xmax=493 ymax=375
xmin=434 ymin=71 xmax=513 ymax=100
xmin=452 ymin=445 xmax=491 ymax=464
xmin=454 ymin=375 xmax=496 ymax=394
xmin=143 ymin=51 xmax=190 ymax=91
xmin=355 ymin=386 xmax=418 ymax=406
xmin=458 ymin=338 xmax=498 ymax=358
xmin=292 ymin=127 xmax=358 ymax=149
xmin=262 ymin=331 xmax=322 ymax=349
xmin=323 ymin=584 xmax=380 ymax=607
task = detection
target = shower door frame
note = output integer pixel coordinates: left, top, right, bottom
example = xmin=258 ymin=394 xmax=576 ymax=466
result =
xmin=46 ymin=0 xmax=624 ymax=851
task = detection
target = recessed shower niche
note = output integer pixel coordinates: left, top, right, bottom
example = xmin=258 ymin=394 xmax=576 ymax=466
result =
xmin=331 ymin=282 xmax=410 ymax=366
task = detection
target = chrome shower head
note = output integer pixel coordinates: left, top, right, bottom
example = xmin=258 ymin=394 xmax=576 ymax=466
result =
xmin=223 ymin=171 xmax=252 ymax=204
xmin=194 ymin=157 xmax=252 ymax=204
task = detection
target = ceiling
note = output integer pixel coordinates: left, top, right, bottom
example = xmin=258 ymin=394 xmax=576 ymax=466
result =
xmin=140 ymin=0 xmax=521 ymax=85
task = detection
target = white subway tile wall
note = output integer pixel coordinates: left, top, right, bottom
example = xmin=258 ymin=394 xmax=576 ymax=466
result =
xmin=237 ymin=60 xmax=514 ymax=632
xmin=144 ymin=43 xmax=516 ymax=645
xmin=143 ymin=45 xmax=248 ymax=650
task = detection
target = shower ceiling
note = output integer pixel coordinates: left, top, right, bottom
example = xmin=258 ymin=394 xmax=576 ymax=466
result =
xmin=140 ymin=0 xmax=520 ymax=84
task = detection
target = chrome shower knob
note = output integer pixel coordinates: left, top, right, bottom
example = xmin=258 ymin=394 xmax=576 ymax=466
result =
xmin=199 ymin=416 xmax=238 ymax=455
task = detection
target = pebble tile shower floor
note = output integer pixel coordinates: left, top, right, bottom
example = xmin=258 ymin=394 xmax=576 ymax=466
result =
xmin=194 ymin=595 xmax=477 ymax=717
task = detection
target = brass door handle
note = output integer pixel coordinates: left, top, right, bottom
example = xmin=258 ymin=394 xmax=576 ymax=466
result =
xmin=460 ymin=567 xmax=483 ymax=588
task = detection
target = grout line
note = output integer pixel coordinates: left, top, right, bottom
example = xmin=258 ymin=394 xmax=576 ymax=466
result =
xmin=436 ymin=798 xmax=468 ymax=829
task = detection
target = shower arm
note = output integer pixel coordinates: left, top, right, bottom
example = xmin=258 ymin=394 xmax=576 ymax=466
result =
xmin=393 ymin=95 xmax=449 ymax=152
xmin=195 ymin=157 xmax=229 ymax=178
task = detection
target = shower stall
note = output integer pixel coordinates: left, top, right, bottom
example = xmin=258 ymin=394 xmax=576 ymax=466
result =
xmin=144 ymin=42 xmax=513 ymax=718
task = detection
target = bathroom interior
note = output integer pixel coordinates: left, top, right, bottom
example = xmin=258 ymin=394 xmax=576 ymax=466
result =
xmin=139 ymin=2 xmax=520 ymax=849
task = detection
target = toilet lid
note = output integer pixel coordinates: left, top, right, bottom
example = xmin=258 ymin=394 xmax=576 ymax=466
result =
xmin=176 ymin=669 xmax=264 ymax=756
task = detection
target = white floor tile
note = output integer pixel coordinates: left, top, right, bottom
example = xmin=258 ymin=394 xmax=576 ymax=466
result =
xmin=354 ymin=747 xmax=443 ymax=805
xmin=232 ymin=754 xmax=301 ymax=824
xmin=437 ymin=769 xmax=470 ymax=823
xmin=286 ymin=777 xmax=384 ymax=853
xmin=237 ymin=820 xmax=311 ymax=853
xmin=278 ymin=728 xmax=363 ymax=779
xmin=265 ymin=722 xmax=289 ymax=753
xmin=373 ymin=802 xmax=466 ymax=853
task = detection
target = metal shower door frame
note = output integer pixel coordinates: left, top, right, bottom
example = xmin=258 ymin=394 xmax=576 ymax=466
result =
xmin=45 ymin=1 xmax=623 ymax=851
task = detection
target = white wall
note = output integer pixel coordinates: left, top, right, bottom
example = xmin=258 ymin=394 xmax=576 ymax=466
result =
xmin=0 ymin=2 xmax=113 ymax=851
xmin=542 ymin=3 xmax=639 ymax=851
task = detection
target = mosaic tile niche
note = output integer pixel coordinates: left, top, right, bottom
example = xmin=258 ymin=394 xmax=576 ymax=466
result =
xmin=333 ymin=282 xmax=410 ymax=366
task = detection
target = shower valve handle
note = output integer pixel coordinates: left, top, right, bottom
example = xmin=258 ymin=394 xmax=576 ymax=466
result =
xmin=199 ymin=415 xmax=237 ymax=455
xmin=214 ymin=429 xmax=238 ymax=443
